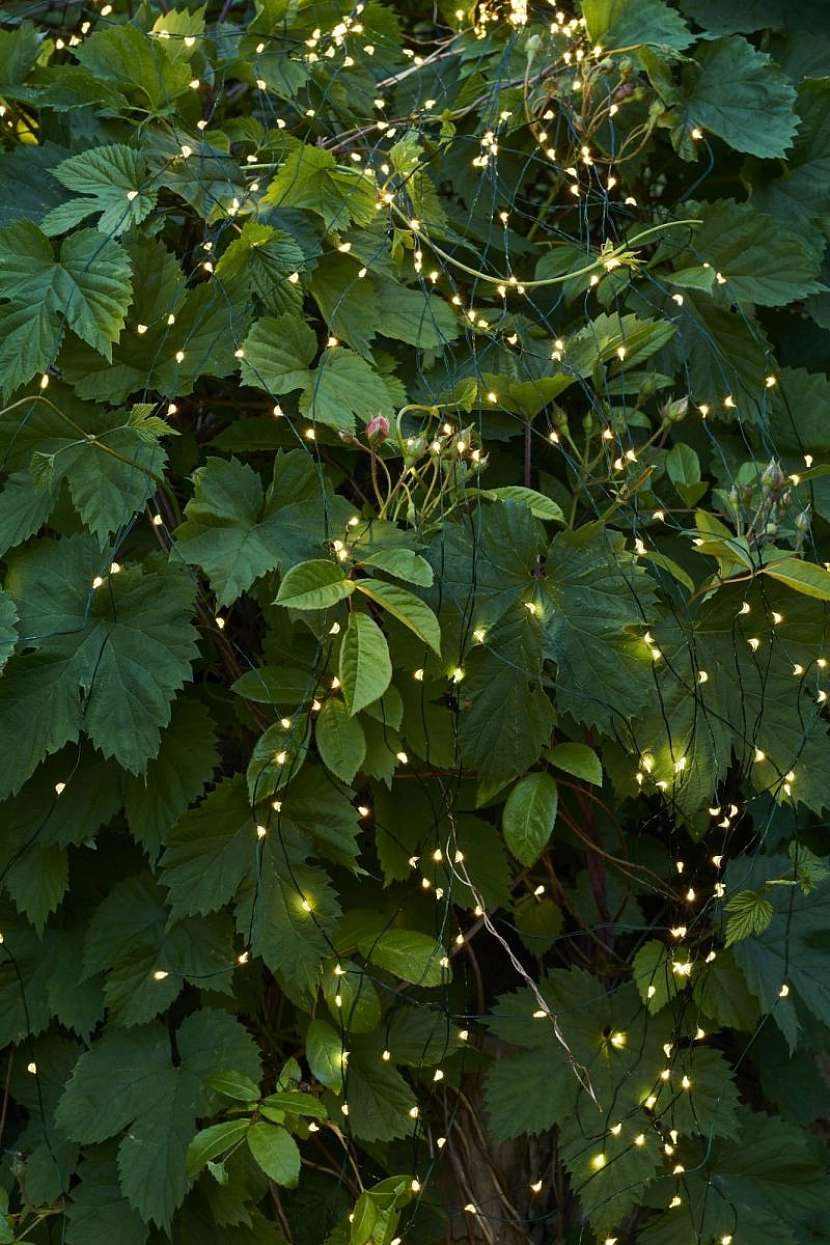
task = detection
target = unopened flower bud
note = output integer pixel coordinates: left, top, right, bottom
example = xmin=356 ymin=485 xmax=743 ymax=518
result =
xmin=662 ymin=395 xmax=689 ymax=423
xmin=366 ymin=415 xmax=390 ymax=443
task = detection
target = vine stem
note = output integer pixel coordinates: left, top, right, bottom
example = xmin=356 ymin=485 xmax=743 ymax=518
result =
xmin=391 ymin=210 xmax=702 ymax=289
xmin=0 ymin=394 xmax=182 ymax=525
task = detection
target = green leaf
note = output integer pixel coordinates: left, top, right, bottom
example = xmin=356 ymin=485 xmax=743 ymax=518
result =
xmin=632 ymin=939 xmax=675 ymax=1014
xmin=687 ymin=199 xmax=823 ymax=307
xmin=215 ymin=221 xmax=305 ymax=311
xmin=543 ymin=524 xmax=657 ymax=732
xmin=42 ymin=145 xmax=156 ymax=238
xmin=354 ymin=579 xmax=441 ymax=655
xmin=235 ymin=834 xmax=340 ymax=1001
xmin=262 ymin=145 xmax=376 ymax=232
xmin=339 ymin=613 xmax=392 ymax=716
xmin=276 ymin=559 xmax=354 ymax=610
xmin=73 ymin=23 xmax=191 ymax=110
xmin=502 ymin=772 xmax=558 ymax=866
xmin=186 ymin=1120 xmax=251 ymax=1179
xmin=305 ymin=1019 xmax=345 ymax=1091
xmin=345 ymin=1050 xmax=417 ymax=1143
xmin=359 ymin=548 xmax=434 ymax=586
xmin=763 ymin=557 xmax=830 ymax=601
xmin=373 ymin=278 xmax=458 ymax=349
xmin=350 ymin=1192 xmax=377 ymax=1245
xmin=513 ymin=894 xmax=564 ymax=957
xmin=160 ymin=776 xmax=252 ymax=920
xmin=358 ymin=930 xmax=449 ymax=987
xmin=583 ymin=0 xmax=693 ymax=50
xmin=241 ymin=315 xmax=397 ymax=435
xmin=125 ymin=697 xmax=219 ymax=861
xmin=316 ymin=698 xmax=366 ymax=783
xmin=727 ymin=855 xmax=830 ymax=1049
xmin=724 ymin=889 xmax=775 ymax=946
xmin=260 ymin=1090 xmax=327 ymax=1120
xmin=206 ymin=1071 xmax=261 ymax=1102
xmin=470 ymin=486 xmax=565 ymax=523
xmin=546 ymin=742 xmax=602 ymax=786
xmin=56 ymin=1010 xmax=261 ymax=1230
xmin=0 ymin=537 xmax=198 ymax=795
xmin=678 ymin=35 xmax=798 ymax=158
xmin=0 ymin=223 xmax=132 ymax=393
xmin=246 ymin=1122 xmax=301 ymax=1188
xmin=177 ymin=452 xmax=354 ymax=606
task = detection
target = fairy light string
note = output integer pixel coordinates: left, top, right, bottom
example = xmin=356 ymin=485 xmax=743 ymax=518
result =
xmin=0 ymin=0 xmax=826 ymax=1242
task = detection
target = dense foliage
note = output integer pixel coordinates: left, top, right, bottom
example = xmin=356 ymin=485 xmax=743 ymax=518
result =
xmin=1 ymin=0 xmax=830 ymax=1240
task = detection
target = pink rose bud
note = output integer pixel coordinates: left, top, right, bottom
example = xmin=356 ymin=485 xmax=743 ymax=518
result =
xmin=366 ymin=415 xmax=390 ymax=443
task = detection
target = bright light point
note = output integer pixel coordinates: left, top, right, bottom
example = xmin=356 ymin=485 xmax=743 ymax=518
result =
xmin=413 ymin=668 xmax=424 ymax=681
xmin=779 ymin=983 xmax=790 ymax=997
xmin=300 ymin=898 xmax=312 ymax=912
xmin=396 ymin=751 xmax=408 ymax=764
xmin=634 ymin=1133 xmax=645 ymax=1146
xmin=27 ymin=1062 xmax=37 ymax=1075
xmin=530 ymin=1179 xmax=543 ymax=1193
xmin=698 ymin=670 xmax=708 ymax=683
xmin=533 ymin=1009 xmax=547 ymax=1019
xmin=591 ymin=1153 xmax=606 ymax=1170
xmin=55 ymin=782 xmax=66 ymax=795
xmin=256 ymin=824 xmax=267 ymax=839
xmin=610 ymin=1031 xmax=626 ymax=1048
xmin=153 ymin=969 xmax=169 ymax=981
xmin=681 ymin=1075 xmax=691 ymax=1089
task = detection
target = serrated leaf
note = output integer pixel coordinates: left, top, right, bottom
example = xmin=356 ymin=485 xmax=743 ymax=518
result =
xmin=0 ymin=537 xmax=198 ymax=795
xmin=583 ymin=0 xmax=693 ymax=50
xmin=679 ymin=36 xmax=798 ymax=158
xmin=42 ymin=145 xmax=156 ymax=237
xmin=724 ymin=889 xmax=775 ymax=946
xmin=688 ymin=199 xmax=823 ymax=307
xmin=262 ymin=145 xmax=376 ymax=232
xmin=74 ymin=23 xmax=191 ymax=110
xmin=0 ymin=223 xmax=132 ymax=393
xmin=178 ymin=451 xmax=354 ymax=606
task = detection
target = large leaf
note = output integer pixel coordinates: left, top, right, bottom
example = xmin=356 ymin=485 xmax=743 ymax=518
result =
xmin=678 ymin=35 xmax=798 ymax=158
xmin=42 ymin=145 xmax=156 ymax=237
xmin=56 ymin=1010 xmax=261 ymax=1229
xmin=583 ymin=0 xmax=693 ymax=49
xmin=177 ymin=453 xmax=354 ymax=606
xmin=0 ymin=537 xmax=198 ymax=795
xmin=0 ymin=223 xmax=132 ymax=393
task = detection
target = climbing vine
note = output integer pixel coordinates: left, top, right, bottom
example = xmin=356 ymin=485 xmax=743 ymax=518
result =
xmin=1 ymin=0 xmax=830 ymax=1242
